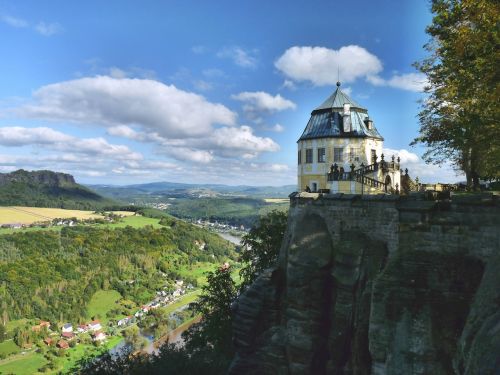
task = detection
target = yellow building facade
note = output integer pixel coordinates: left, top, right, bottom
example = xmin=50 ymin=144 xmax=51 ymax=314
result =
xmin=297 ymin=82 xmax=401 ymax=194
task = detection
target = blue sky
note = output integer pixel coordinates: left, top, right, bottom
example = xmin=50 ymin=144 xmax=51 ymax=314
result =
xmin=0 ymin=0 xmax=460 ymax=185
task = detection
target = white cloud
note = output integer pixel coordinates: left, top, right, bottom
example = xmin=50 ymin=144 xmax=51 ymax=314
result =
xmin=281 ymin=79 xmax=296 ymax=90
xmin=35 ymin=22 xmax=62 ymax=36
xmin=270 ymin=124 xmax=284 ymax=132
xmin=109 ymin=124 xmax=279 ymax=162
xmin=211 ymin=126 xmax=280 ymax=154
xmin=17 ymin=76 xmax=237 ymax=138
xmin=232 ymin=91 xmax=296 ymax=117
xmin=368 ymin=72 xmax=427 ymax=92
xmin=275 ymin=45 xmax=383 ymax=86
xmin=217 ymin=46 xmax=258 ymax=68
xmin=383 ymin=147 xmax=462 ymax=183
xmin=1 ymin=14 xmax=28 ymax=28
xmin=0 ymin=126 xmax=142 ymax=161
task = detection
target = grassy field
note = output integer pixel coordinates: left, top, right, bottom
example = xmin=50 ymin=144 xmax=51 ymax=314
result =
xmin=0 ymin=340 xmax=21 ymax=357
xmin=177 ymin=262 xmax=218 ymax=285
xmin=86 ymin=290 xmax=122 ymax=324
xmin=0 ymin=206 xmax=135 ymax=225
xmin=0 ymin=213 xmax=162 ymax=235
xmin=0 ymin=351 xmax=47 ymax=375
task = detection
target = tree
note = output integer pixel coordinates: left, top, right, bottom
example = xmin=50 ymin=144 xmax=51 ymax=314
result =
xmin=413 ymin=0 xmax=500 ymax=188
xmin=239 ymin=210 xmax=288 ymax=291
xmin=187 ymin=265 xmax=237 ymax=358
xmin=0 ymin=324 xmax=6 ymax=343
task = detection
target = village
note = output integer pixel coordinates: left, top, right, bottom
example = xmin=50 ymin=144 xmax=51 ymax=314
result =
xmin=27 ymin=279 xmax=193 ymax=352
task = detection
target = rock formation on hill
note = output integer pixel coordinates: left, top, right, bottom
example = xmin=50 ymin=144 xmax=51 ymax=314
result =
xmin=0 ymin=169 xmax=76 ymax=186
xmin=229 ymin=192 xmax=500 ymax=374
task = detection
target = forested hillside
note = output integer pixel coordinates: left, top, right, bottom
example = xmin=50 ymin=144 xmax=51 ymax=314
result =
xmin=0 ymin=169 xmax=118 ymax=209
xmin=0 ymin=218 xmax=235 ymax=324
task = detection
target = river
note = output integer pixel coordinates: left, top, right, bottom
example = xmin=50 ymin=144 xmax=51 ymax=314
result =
xmin=217 ymin=232 xmax=242 ymax=245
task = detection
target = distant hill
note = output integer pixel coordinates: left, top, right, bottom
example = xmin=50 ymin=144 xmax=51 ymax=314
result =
xmin=0 ymin=169 xmax=118 ymax=209
xmin=89 ymin=181 xmax=297 ymax=200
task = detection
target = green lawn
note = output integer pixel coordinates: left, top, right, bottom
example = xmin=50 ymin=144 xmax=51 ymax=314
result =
xmin=0 ymin=341 xmax=20 ymax=357
xmin=0 ymin=215 xmax=163 ymax=235
xmin=162 ymin=291 xmax=202 ymax=315
xmin=177 ymin=262 xmax=218 ymax=285
xmin=86 ymin=290 xmax=122 ymax=324
xmin=99 ymin=215 xmax=164 ymax=229
xmin=0 ymin=351 xmax=47 ymax=375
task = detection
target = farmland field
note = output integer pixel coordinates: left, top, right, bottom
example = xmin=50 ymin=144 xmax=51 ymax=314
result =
xmin=0 ymin=206 xmax=134 ymax=225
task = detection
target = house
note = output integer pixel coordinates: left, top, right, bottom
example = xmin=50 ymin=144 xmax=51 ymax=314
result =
xmin=61 ymin=332 xmax=75 ymax=340
xmin=88 ymin=320 xmax=102 ymax=331
xmin=117 ymin=317 xmax=131 ymax=327
xmin=32 ymin=320 xmax=51 ymax=332
xmin=77 ymin=324 xmax=88 ymax=333
xmin=62 ymin=323 xmax=73 ymax=333
xmin=91 ymin=331 xmax=106 ymax=342
xmin=57 ymin=340 xmax=69 ymax=349
xmin=43 ymin=338 xmax=53 ymax=346
xmin=297 ymin=81 xmax=402 ymax=194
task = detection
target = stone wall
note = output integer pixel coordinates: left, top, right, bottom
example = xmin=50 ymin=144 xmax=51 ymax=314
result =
xmin=229 ymin=192 xmax=500 ymax=374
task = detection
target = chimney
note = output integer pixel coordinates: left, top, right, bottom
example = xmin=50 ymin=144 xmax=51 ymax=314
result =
xmin=364 ymin=117 xmax=373 ymax=130
xmin=343 ymin=104 xmax=351 ymax=132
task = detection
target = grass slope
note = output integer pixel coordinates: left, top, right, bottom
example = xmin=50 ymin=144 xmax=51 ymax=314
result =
xmin=86 ymin=290 xmax=122 ymax=324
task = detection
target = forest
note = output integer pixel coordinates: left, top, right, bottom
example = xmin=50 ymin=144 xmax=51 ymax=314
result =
xmin=0 ymin=218 xmax=236 ymax=325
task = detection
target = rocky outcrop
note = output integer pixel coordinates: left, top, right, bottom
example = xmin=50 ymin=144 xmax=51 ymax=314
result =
xmin=0 ymin=169 xmax=76 ymax=187
xmin=229 ymin=193 xmax=500 ymax=374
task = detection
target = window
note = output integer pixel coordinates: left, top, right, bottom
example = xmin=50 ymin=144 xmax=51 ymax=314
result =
xmin=371 ymin=149 xmax=377 ymax=164
xmin=298 ymin=150 xmax=301 ymax=165
xmin=349 ymin=147 xmax=360 ymax=163
xmin=305 ymin=148 xmax=313 ymax=163
xmin=317 ymin=148 xmax=326 ymax=163
xmin=333 ymin=147 xmax=343 ymax=162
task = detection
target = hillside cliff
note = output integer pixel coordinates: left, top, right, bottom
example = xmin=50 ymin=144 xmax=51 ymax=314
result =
xmin=229 ymin=192 xmax=500 ymax=374
xmin=0 ymin=169 xmax=117 ymax=209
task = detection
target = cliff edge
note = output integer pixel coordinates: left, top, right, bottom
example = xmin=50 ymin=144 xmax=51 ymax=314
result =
xmin=229 ymin=192 xmax=500 ymax=374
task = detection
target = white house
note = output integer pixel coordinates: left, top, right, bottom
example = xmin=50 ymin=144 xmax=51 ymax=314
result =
xmin=92 ymin=331 xmax=106 ymax=342
xmin=62 ymin=323 xmax=73 ymax=333
xmin=88 ymin=320 xmax=102 ymax=331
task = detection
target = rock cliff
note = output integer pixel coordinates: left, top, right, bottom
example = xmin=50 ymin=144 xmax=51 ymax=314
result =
xmin=0 ymin=169 xmax=76 ymax=186
xmin=229 ymin=192 xmax=500 ymax=374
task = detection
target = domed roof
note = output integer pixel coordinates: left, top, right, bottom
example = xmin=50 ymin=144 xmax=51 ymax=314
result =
xmin=298 ymin=83 xmax=383 ymax=141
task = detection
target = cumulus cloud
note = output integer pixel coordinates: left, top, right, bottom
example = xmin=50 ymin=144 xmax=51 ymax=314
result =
xmin=232 ymin=91 xmax=296 ymax=122
xmin=217 ymin=46 xmax=258 ymax=68
xmin=275 ymin=45 xmax=383 ymax=86
xmin=383 ymin=148 xmax=461 ymax=183
xmin=368 ymin=72 xmax=428 ymax=92
xmin=275 ymin=45 xmax=427 ymax=92
xmin=232 ymin=91 xmax=296 ymax=113
xmin=17 ymin=76 xmax=237 ymax=138
xmin=0 ymin=126 xmax=142 ymax=161
xmin=35 ymin=22 xmax=62 ymax=36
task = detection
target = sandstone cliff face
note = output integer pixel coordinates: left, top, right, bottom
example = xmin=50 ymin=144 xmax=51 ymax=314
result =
xmin=0 ymin=169 xmax=76 ymax=187
xmin=229 ymin=193 xmax=500 ymax=375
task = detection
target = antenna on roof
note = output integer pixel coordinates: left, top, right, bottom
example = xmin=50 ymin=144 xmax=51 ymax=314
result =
xmin=336 ymin=66 xmax=341 ymax=87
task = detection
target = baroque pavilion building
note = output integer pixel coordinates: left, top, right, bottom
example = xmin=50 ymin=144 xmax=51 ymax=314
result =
xmin=297 ymin=82 xmax=401 ymax=194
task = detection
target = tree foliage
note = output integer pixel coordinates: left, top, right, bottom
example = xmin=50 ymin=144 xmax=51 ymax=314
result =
xmin=413 ymin=0 xmax=500 ymax=187
xmin=239 ymin=210 xmax=288 ymax=290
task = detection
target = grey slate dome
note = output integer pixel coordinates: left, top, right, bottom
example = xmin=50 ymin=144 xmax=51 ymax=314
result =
xmin=298 ymin=82 xmax=383 ymax=141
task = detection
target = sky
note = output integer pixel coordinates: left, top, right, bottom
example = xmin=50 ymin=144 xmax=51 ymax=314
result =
xmin=0 ymin=0 xmax=461 ymax=186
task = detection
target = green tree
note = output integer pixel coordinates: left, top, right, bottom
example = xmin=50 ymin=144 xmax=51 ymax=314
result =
xmin=413 ymin=0 xmax=500 ymax=188
xmin=187 ymin=266 xmax=237 ymax=358
xmin=239 ymin=210 xmax=287 ymax=290
xmin=0 ymin=323 xmax=6 ymax=342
